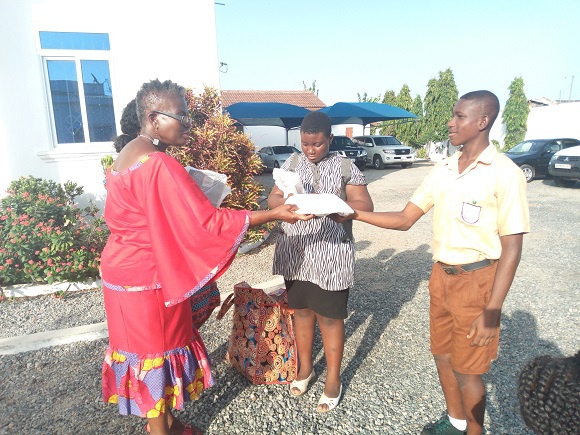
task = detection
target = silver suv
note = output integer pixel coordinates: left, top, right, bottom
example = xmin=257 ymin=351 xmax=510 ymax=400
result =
xmin=352 ymin=135 xmax=415 ymax=169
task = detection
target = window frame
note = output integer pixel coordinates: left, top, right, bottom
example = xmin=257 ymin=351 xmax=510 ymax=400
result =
xmin=38 ymin=32 xmax=117 ymax=150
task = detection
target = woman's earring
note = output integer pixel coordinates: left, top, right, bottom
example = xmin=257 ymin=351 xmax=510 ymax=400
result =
xmin=154 ymin=126 xmax=160 ymax=146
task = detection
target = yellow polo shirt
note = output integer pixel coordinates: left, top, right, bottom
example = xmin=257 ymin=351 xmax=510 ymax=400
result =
xmin=410 ymin=144 xmax=530 ymax=265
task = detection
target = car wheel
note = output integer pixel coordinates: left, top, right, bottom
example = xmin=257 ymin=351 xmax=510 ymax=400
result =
xmin=553 ymin=176 xmax=577 ymax=188
xmin=520 ymin=164 xmax=535 ymax=182
xmin=373 ymin=155 xmax=385 ymax=170
xmin=274 ymin=161 xmax=280 ymax=169
xmin=401 ymin=163 xmax=413 ymax=169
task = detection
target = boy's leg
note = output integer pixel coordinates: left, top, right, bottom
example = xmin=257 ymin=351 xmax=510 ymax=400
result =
xmin=316 ymin=314 xmax=344 ymax=401
xmin=455 ymin=372 xmax=485 ymax=434
xmin=293 ymin=307 xmax=316 ymax=385
xmin=433 ymin=354 xmax=466 ymax=420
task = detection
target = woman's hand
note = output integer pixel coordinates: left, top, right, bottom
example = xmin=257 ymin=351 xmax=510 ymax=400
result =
xmin=272 ymin=204 xmax=314 ymax=224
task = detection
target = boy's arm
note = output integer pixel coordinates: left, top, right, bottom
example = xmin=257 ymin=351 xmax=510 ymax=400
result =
xmin=467 ymin=233 xmax=524 ymax=347
xmin=352 ymin=201 xmax=424 ymax=231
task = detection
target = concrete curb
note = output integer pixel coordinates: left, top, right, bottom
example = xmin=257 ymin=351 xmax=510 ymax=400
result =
xmin=0 ymin=322 xmax=109 ymax=355
xmin=0 ymin=276 xmax=285 ymax=355
xmin=2 ymin=278 xmax=101 ymax=298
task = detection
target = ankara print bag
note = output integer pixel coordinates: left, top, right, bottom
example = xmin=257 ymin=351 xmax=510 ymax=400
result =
xmin=217 ymin=282 xmax=297 ymax=385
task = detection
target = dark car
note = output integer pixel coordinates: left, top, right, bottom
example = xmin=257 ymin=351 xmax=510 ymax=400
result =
xmin=330 ymin=135 xmax=367 ymax=171
xmin=503 ymin=138 xmax=580 ymax=182
xmin=548 ymin=145 xmax=580 ymax=187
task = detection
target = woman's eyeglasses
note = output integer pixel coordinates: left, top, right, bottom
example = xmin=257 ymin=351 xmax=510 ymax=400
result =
xmin=152 ymin=110 xmax=192 ymax=128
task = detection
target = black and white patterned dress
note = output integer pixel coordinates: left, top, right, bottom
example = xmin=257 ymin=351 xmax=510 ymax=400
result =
xmin=272 ymin=152 xmax=366 ymax=291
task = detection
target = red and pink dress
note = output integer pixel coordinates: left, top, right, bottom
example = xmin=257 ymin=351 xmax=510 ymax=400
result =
xmin=100 ymin=152 xmax=249 ymax=417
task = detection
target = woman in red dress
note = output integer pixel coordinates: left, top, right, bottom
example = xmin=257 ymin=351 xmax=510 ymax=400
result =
xmin=100 ymin=79 xmax=310 ymax=434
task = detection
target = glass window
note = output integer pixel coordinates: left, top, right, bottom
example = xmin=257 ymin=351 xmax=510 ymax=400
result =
xmin=40 ymin=32 xmax=116 ymax=145
xmin=81 ymin=60 xmax=115 ymax=142
xmin=47 ymin=60 xmax=84 ymax=143
xmin=39 ymin=31 xmax=110 ymax=50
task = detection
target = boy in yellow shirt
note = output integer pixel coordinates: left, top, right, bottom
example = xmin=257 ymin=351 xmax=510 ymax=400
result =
xmin=348 ymin=90 xmax=530 ymax=434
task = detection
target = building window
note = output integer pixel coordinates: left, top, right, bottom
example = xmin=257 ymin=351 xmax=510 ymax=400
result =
xmin=40 ymin=32 xmax=116 ymax=145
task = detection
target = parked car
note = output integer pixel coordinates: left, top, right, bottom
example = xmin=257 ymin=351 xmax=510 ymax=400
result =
xmin=256 ymin=145 xmax=300 ymax=171
xmin=351 ymin=135 xmax=415 ymax=169
xmin=330 ymin=136 xmax=367 ymax=171
xmin=503 ymin=138 xmax=580 ymax=182
xmin=548 ymin=145 xmax=580 ymax=187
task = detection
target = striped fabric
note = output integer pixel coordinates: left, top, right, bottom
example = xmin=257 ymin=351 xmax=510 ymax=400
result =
xmin=272 ymin=153 xmax=366 ymax=291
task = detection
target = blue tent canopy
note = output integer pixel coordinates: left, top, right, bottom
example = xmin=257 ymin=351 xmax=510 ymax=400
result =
xmin=224 ymin=102 xmax=310 ymax=129
xmin=317 ymin=102 xmax=417 ymax=126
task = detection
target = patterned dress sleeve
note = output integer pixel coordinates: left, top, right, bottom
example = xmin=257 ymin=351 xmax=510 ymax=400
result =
xmin=142 ymin=153 xmax=249 ymax=306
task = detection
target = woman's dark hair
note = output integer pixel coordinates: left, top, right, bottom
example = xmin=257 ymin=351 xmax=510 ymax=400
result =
xmin=112 ymin=99 xmax=139 ymax=152
xmin=518 ymin=351 xmax=580 ymax=434
xmin=135 ymin=79 xmax=185 ymax=125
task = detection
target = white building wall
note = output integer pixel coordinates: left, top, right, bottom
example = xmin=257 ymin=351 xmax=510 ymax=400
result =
xmin=0 ymin=0 xmax=219 ymax=207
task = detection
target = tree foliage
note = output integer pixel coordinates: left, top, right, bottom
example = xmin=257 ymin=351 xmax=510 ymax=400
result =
xmin=378 ymin=90 xmax=397 ymax=135
xmin=303 ymin=80 xmax=319 ymax=96
xmin=388 ymin=85 xmax=415 ymax=145
xmin=502 ymin=76 xmax=530 ymax=150
xmin=423 ymin=69 xmax=458 ymax=144
xmin=357 ymin=92 xmax=381 ymax=103
xmin=168 ymin=87 xmax=266 ymax=241
xmin=409 ymin=94 xmax=425 ymax=148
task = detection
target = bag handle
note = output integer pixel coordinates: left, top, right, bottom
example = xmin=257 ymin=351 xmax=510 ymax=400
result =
xmin=216 ymin=293 xmax=235 ymax=320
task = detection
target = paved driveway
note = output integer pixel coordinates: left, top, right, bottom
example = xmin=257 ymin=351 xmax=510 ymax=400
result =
xmin=1 ymin=162 xmax=578 ymax=434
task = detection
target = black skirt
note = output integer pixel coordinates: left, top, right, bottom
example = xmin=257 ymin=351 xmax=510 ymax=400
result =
xmin=284 ymin=279 xmax=349 ymax=320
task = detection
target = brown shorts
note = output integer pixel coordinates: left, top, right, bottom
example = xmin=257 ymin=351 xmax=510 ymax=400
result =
xmin=428 ymin=261 xmax=499 ymax=375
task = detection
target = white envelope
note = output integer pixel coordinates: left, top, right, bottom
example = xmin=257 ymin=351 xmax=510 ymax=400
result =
xmin=273 ymin=168 xmax=304 ymax=198
xmin=185 ymin=166 xmax=231 ymax=207
xmin=285 ymin=193 xmax=354 ymax=217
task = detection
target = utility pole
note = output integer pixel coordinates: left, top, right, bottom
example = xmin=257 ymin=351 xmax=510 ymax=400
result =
xmin=569 ymin=75 xmax=574 ymax=101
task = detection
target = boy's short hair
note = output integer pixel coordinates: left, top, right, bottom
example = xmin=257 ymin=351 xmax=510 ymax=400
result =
xmin=460 ymin=90 xmax=500 ymax=127
xmin=518 ymin=351 xmax=580 ymax=434
xmin=301 ymin=111 xmax=331 ymax=138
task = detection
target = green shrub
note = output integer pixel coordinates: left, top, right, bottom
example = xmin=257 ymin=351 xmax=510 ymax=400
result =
xmin=0 ymin=176 xmax=109 ymax=286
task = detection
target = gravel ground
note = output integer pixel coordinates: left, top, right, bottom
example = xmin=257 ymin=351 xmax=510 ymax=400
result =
xmin=0 ymin=162 xmax=578 ymax=434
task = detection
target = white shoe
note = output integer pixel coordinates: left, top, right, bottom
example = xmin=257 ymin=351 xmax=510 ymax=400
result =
xmin=289 ymin=370 xmax=316 ymax=397
xmin=317 ymin=384 xmax=342 ymax=413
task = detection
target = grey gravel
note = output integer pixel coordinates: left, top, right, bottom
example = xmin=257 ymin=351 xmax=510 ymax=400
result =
xmin=0 ymin=162 xmax=578 ymax=434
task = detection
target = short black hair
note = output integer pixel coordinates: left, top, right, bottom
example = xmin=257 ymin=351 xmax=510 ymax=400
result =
xmin=518 ymin=351 xmax=580 ymax=434
xmin=460 ymin=90 xmax=500 ymax=127
xmin=111 ymin=99 xmax=140 ymax=152
xmin=135 ymin=79 xmax=185 ymax=125
xmin=301 ymin=111 xmax=331 ymax=138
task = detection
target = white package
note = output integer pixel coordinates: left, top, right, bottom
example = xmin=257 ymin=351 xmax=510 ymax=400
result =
xmin=185 ymin=166 xmax=231 ymax=207
xmin=285 ymin=193 xmax=354 ymax=217
xmin=273 ymin=168 xmax=304 ymax=198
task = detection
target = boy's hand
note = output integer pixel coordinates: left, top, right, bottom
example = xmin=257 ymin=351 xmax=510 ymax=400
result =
xmin=467 ymin=308 xmax=501 ymax=347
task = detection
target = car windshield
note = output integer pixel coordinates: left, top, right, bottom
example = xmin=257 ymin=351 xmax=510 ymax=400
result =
xmin=374 ymin=136 xmax=402 ymax=146
xmin=271 ymin=146 xmax=298 ymax=154
xmin=506 ymin=141 xmax=543 ymax=154
xmin=330 ymin=136 xmax=356 ymax=149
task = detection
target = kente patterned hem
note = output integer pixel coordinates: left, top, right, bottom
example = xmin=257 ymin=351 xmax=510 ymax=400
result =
xmin=101 ymin=219 xmax=250 ymax=308
xmin=102 ymin=329 xmax=214 ymax=417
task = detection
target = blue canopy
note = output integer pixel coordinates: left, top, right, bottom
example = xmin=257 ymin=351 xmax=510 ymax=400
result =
xmin=224 ymin=102 xmax=310 ymax=129
xmin=317 ymin=102 xmax=417 ymax=126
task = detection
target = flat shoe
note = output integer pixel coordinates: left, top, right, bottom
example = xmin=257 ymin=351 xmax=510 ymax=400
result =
xmin=317 ymin=384 xmax=342 ymax=413
xmin=289 ymin=370 xmax=316 ymax=396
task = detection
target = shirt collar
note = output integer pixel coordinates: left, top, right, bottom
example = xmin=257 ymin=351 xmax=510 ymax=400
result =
xmin=444 ymin=143 xmax=497 ymax=170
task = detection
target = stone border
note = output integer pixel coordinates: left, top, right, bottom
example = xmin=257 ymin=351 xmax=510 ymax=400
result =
xmin=1 ymin=277 xmax=102 ymax=299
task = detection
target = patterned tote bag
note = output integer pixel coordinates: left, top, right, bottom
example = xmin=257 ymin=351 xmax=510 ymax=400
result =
xmin=217 ymin=282 xmax=297 ymax=385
